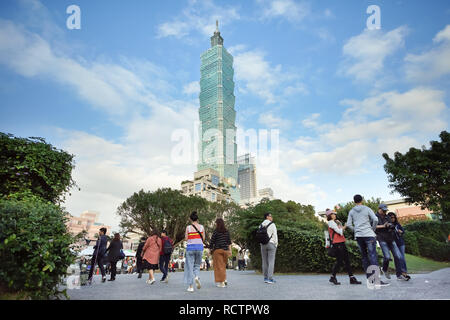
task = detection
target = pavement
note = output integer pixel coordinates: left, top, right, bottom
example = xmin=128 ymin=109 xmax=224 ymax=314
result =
xmin=64 ymin=268 xmax=450 ymax=300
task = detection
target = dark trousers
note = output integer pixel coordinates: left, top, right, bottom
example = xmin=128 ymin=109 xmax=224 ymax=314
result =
xmin=356 ymin=237 xmax=379 ymax=279
xmin=88 ymin=254 xmax=105 ymax=279
xmin=110 ymin=260 xmax=118 ymax=279
xmin=331 ymin=243 xmax=353 ymax=277
xmin=136 ymin=257 xmax=143 ymax=274
xmin=159 ymin=254 xmax=170 ymax=279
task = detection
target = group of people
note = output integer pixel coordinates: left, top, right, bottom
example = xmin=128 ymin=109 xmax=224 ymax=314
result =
xmin=325 ymin=194 xmax=410 ymax=287
xmin=86 ymin=195 xmax=410 ymax=291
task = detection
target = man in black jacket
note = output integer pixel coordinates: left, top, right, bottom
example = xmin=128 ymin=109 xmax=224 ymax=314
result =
xmin=135 ymin=237 xmax=146 ymax=279
xmin=88 ymin=228 xmax=108 ymax=284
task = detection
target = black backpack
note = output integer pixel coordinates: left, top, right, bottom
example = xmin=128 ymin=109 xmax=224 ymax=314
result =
xmin=256 ymin=222 xmax=273 ymax=245
xmin=163 ymin=238 xmax=173 ymax=255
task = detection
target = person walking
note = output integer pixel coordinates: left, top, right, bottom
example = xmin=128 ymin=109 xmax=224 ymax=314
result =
xmin=87 ymin=227 xmax=108 ymax=284
xmin=346 ymin=195 xmax=390 ymax=288
xmin=326 ymin=209 xmax=361 ymax=285
xmin=260 ymin=213 xmax=278 ymax=284
xmin=237 ymin=250 xmax=246 ymax=271
xmin=209 ymin=218 xmax=232 ymax=288
xmin=159 ymin=230 xmax=174 ymax=283
xmin=105 ymin=233 xmax=123 ymax=281
xmin=376 ymin=204 xmax=410 ymax=281
xmin=205 ymin=256 xmax=210 ymax=271
xmin=388 ymin=212 xmax=409 ymax=276
xmin=135 ymin=237 xmax=146 ymax=278
xmin=141 ymin=230 xmax=162 ymax=285
xmin=184 ymin=211 xmax=205 ymax=293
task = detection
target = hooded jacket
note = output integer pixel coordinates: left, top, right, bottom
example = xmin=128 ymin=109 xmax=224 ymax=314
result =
xmin=346 ymin=205 xmax=378 ymax=238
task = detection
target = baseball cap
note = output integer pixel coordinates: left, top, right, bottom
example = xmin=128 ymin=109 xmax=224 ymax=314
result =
xmin=378 ymin=204 xmax=388 ymax=211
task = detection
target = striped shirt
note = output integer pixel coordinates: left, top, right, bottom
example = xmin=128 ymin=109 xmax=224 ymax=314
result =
xmin=186 ymin=224 xmax=204 ymax=251
xmin=210 ymin=230 xmax=231 ymax=251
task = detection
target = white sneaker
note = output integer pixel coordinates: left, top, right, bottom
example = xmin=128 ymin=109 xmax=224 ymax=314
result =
xmin=187 ymin=286 xmax=194 ymax=292
xmin=216 ymin=282 xmax=226 ymax=288
xmin=146 ymin=279 xmax=155 ymax=285
xmin=195 ymin=276 xmax=201 ymax=289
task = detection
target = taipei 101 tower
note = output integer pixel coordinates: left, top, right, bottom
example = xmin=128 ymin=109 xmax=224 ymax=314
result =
xmin=197 ymin=21 xmax=240 ymax=203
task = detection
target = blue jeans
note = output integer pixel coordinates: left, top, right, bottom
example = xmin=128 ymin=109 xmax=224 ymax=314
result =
xmin=356 ymin=237 xmax=378 ymax=279
xmin=379 ymin=240 xmax=406 ymax=276
xmin=159 ymin=254 xmax=170 ymax=279
xmin=397 ymin=244 xmax=407 ymax=272
xmin=184 ymin=250 xmax=203 ymax=286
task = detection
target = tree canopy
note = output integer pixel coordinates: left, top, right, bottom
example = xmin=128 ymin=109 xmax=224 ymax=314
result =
xmin=0 ymin=133 xmax=77 ymax=203
xmin=382 ymin=131 xmax=450 ymax=221
xmin=117 ymin=188 xmax=217 ymax=247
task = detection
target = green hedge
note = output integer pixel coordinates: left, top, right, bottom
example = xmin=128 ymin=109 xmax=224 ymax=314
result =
xmin=247 ymin=225 xmax=368 ymax=273
xmin=403 ymin=230 xmax=450 ymax=261
xmin=403 ymin=231 xmax=420 ymax=256
xmin=0 ymin=195 xmax=77 ymax=299
xmin=404 ymin=221 xmax=450 ymax=243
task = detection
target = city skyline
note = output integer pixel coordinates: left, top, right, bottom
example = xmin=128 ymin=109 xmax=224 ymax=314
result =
xmin=0 ymin=0 xmax=449 ymax=230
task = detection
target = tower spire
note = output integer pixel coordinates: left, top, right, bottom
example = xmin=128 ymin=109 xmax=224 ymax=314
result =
xmin=210 ymin=20 xmax=223 ymax=47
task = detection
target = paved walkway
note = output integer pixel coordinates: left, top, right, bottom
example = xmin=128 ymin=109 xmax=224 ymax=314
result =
xmin=64 ymin=268 xmax=450 ymax=300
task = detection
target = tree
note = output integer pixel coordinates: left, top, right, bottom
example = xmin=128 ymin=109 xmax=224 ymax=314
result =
xmin=0 ymin=133 xmax=77 ymax=203
xmin=117 ymin=188 xmax=216 ymax=247
xmin=382 ymin=131 xmax=450 ymax=221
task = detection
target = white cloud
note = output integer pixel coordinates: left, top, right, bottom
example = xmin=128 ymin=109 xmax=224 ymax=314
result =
xmin=340 ymin=26 xmax=408 ymax=82
xmin=183 ymin=81 xmax=200 ymax=95
xmin=233 ymin=48 xmax=297 ymax=103
xmin=301 ymin=113 xmax=320 ymax=129
xmin=405 ymin=24 xmax=450 ymax=82
xmin=289 ymin=87 xmax=448 ymax=174
xmin=258 ymin=0 xmax=310 ymax=23
xmin=258 ymin=112 xmax=291 ymax=128
xmin=156 ymin=0 xmax=240 ymax=39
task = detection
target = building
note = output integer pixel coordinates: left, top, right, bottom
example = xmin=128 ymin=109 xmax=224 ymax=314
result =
xmin=239 ymin=187 xmax=275 ymax=207
xmin=181 ymin=168 xmax=232 ymax=203
xmin=197 ymin=21 xmax=240 ymax=203
xmin=383 ymin=198 xmax=434 ymax=223
xmin=238 ymin=153 xmax=257 ymax=202
xmin=66 ymin=211 xmax=111 ymax=241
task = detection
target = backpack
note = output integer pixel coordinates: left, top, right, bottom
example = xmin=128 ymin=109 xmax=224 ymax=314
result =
xmin=256 ymin=222 xmax=274 ymax=245
xmin=163 ymin=238 xmax=173 ymax=255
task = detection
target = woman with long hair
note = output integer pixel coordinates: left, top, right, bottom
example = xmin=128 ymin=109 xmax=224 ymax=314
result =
xmin=209 ymin=218 xmax=232 ymax=288
xmin=141 ymin=229 xmax=162 ymax=285
xmin=388 ymin=212 xmax=409 ymax=275
xmin=184 ymin=211 xmax=205 ymax=292
xmin=326 ymin=209 xmax=361 ymax=285
xmin=105 ymin=233 xmax=123 ymax=281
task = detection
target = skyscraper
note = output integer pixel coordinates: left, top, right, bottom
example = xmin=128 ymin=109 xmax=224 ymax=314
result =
xmin=238 ymin=153 xmax=257 ymax=201
xmin=198 ymin=21 xmax=240 ymax=202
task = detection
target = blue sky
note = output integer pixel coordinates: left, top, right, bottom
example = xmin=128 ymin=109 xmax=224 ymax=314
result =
xmin=1 ymin=0 xmax=449 ymax=230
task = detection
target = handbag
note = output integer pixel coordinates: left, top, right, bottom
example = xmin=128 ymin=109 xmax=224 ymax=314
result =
xmin=119 ymin=249 xmax=125 ymax=260
xmin=327 ymin=230 xmax=338 ymax=257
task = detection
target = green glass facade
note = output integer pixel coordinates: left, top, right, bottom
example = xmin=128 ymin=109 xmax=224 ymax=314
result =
xmin=198 ymin=26 xmax=240 ymax=202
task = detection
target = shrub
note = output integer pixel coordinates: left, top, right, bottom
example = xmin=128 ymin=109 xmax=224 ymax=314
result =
xmin=415 ymin=234 xmax=450 ymax=261
xmin=0 ymin=194 xmax=78 ymax=299
xmin=403 ymin=231 xmax=420 ymax=256
xmin=247 ymin=225 xmax=365 ymax=273
xmin=403 ymin=220 xmax=450 ymax=243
